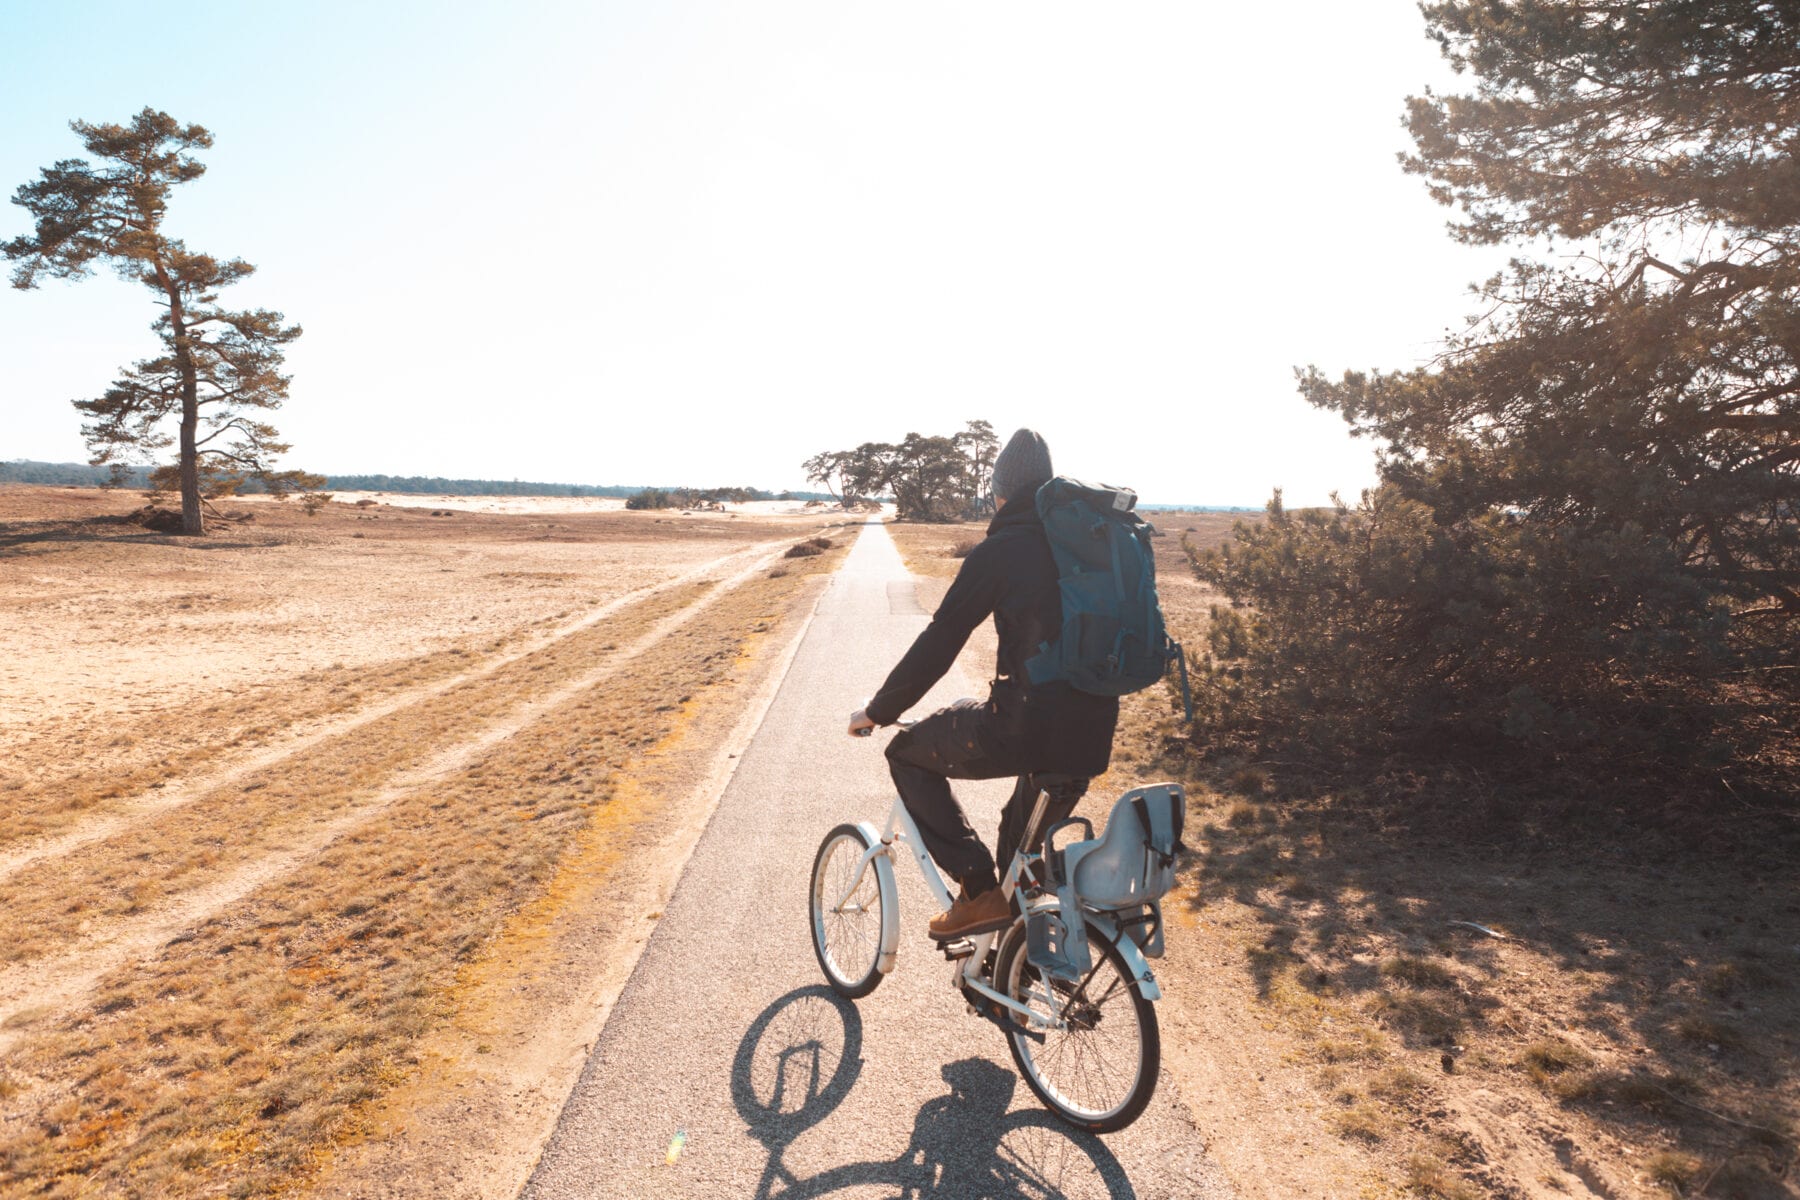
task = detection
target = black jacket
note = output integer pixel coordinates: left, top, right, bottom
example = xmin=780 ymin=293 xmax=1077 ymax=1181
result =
xmin=867 ymin=499 xmax=1120 ymax=775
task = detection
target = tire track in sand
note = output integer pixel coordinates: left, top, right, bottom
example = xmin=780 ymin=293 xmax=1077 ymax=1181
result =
xmin=0 ymin=544 xmax=791 ymax=1054
xmin=0 ymin=541 xmax=783 ymax=887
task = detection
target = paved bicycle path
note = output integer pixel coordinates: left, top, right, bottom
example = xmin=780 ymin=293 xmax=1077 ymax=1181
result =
xmin=522 ymin=520 xmax=1233 ymax=1200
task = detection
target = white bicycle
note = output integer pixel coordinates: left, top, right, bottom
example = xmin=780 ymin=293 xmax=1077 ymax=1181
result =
xmin=807 ymin=753 xmax=1185 ymax=1134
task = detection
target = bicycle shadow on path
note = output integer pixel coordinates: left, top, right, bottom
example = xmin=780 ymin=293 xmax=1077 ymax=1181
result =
xmin=732 ymin=986 xmax=1137 ymax=1200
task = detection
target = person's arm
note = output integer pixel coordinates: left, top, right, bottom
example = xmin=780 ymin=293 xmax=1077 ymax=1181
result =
xmin=865 ymin=544 xmax=997 ymax=725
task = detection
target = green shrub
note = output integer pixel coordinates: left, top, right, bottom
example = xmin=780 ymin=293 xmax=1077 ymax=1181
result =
xmin=1182 ymin=486 xmax=1771 ymax=756
xmin=1177 ymin=1 xmax=1800 ymax=788
xmin=625 ymin=488 xmax=672 ymax=511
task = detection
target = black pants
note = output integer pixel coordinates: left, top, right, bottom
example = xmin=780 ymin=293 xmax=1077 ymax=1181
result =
xmin=885 ymin=699 xmax=1089 ymax=895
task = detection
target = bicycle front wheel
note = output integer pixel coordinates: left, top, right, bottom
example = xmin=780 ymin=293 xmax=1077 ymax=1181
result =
xmin=809 ymin=823 xmax=890 ymax=999
xmin=994 ymin=918 xmax=1160 ymax=1133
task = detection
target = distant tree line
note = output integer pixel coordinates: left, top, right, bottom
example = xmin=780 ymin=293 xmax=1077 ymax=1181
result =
xmin=319 ymin=474 xmax=646 ymax=497
xmin=1184 ymin=2 xmax=1798 ymax=804
xmin=0 ymin=461 xmax=833 ymax=502
xmin=324 ymin=476 xmax=773 ymax=500
xmin=0 ymin=461 xmax=156 ymax=488
xmin=803 ymin=420 xmax=1000 ymax=522
xmin=624 ymin=486 xmax=775 ymax=510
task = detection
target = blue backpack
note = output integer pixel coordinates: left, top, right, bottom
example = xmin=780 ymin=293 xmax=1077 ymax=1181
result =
xmin=1025 ymin=477 xmax=1189 ymax=713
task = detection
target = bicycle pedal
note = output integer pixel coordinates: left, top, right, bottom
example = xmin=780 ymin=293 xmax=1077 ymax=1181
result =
xmin=938 ymin=937 xmax=976 ymax=962
xmin=961 ymin=988 xmax=1045 ymax=1043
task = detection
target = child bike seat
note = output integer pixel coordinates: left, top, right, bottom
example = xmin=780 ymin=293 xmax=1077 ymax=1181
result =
xmin=1055 ymin=784 xmax=1186 ymax=911
xmin=1027 ymin=784 xmax=1186 ymax=977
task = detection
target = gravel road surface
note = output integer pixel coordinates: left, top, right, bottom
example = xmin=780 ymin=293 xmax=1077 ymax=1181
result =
xmin=522 ymin=520 xmax=1234 ymax=1200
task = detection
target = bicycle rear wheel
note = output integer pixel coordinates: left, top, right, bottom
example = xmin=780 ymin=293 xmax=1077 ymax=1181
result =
xmin=809 ymin=823 xmax=890 ymax=999
xmin=994 ymin=918 xmax=1160 ymax=1133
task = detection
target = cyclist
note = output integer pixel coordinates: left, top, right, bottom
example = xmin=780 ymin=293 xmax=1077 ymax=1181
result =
xmin=847 ymin=428 xmax=1120 ymax=940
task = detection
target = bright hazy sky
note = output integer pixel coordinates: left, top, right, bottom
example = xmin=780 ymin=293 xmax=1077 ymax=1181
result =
xmin=1 ymin=2 xmax=1504 ymax=506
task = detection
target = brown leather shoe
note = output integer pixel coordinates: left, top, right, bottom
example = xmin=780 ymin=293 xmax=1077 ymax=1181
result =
xmin=929 ymin=886 xmax=1012 ymax=940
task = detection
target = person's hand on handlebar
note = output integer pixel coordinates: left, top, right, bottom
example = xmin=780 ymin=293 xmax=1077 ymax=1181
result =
xmin=847 ymin=708 xmax=877 ymax=738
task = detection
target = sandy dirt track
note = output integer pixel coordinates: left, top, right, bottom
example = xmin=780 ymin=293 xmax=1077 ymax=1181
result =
xmin=0 ymin=541 xmax=789 ymax=1054
xmin=0 ymin=487 xmax=817 ymax=738
xmin=0 ymin=485 xmax=858 ymax=1196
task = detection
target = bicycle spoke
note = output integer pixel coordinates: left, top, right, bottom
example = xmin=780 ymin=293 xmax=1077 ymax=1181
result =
xmin=813 ymin=832 xmax=883 ymax=991
xmin=1009 ymin=932 xmax=1145 ymax=1121
xmin=1086 ymin=975 xmax=1127 ymax=1008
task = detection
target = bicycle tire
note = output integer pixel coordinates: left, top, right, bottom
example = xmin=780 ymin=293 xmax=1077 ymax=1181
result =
xmin=809 ymin=823 xmax=889 ymax=999
xmin=994 ymin=916 xmax=1160 ymax=1133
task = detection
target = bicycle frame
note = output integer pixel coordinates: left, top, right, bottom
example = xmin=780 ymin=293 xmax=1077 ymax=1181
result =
xmin=826 ymin=788 xmax=1162 ymax=1032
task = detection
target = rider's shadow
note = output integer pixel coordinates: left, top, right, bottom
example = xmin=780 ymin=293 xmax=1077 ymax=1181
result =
xmin=733 ymin=986 xmax=1137 ymax=1200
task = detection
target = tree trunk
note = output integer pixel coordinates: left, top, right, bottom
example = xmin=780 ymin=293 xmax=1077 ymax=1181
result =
xmin=179 ymin=394 xmax=202 ymax=535
xmin=159 ymin=264 xmax=204 ymax=535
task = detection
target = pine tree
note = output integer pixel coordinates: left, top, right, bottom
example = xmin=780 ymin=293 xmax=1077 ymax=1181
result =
xmin=955 ymin=419 xmax=1000 ymax=513
xmin=1197 ymin=1 xmax=1798 ymax=754
xmin=1308 ymin=1 xmax=1800 ymax=621
xmin=802 ymin=450 xmax=851 ymax=508
xmin=5 ymin=108 xmax=314 ymax=535
xmin=804 ymin=420 xmax=999 ymax=520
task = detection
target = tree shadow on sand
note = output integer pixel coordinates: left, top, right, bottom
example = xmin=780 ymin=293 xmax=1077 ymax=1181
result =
xmin=732 ymin=986 xmax=1137 ymax=1200
xmin=0 ymin=514 xmax=268 ymax=553
xmin=1171 ymin=765 xmax=1799 ymax=1194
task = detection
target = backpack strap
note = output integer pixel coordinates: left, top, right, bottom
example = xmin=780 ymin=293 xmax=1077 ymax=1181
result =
xmin=1173 ymin=639 xmax=1193 ymax=722
xmin=1139 ymin=524 xmax=1161 ymax=658
xmin=1108 ymin=520 xmax=1127 ymax=605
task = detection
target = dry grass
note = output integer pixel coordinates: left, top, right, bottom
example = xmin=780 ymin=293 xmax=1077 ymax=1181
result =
xmin=885 ymin=518 xmax=986 ymax=579
xmin=0 ymin=553 xmax=844 ymax=1197
xmin=1644 ymin=1149 xmax=1704 ymax=1193
xmin=1 ymin=488 xmax=848 ymax=837
xmin=1378 ymin=955 xmax=1459 ymax=990
xmin=1224 ymin=798 xmax=1264 ymax=828
xmin=1225 ymin=764 xmax=1271 ymax=795
xmin=1674 ymin=1012 xmax=1748 ymax=1051
xmin=1329 ymin=1098 xmax=1394 ymax=1143
xmin=0 ymin=580 xmax=722 ymax=966
xmin=1164 ymin=781 xmax=1800 ymax=1194
xmin=1404 ymin=1142 xmax=1486 ymax=1200
xmin=1520 ymin=1038 xmax=1592 ymax=1087
xmin=0 ymin=648 xmax=488 ymax=848
xmin=0 ymin=488 xmax=852 ymax=1197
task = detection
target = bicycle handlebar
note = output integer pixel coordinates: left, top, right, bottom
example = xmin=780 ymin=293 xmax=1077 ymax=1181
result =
xmin=853 ymin=718 xmax=916 ymax=737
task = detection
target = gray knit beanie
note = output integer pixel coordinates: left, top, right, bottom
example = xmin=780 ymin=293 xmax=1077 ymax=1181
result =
xmin=990 ymin=428 xmax=1054 ymax=506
